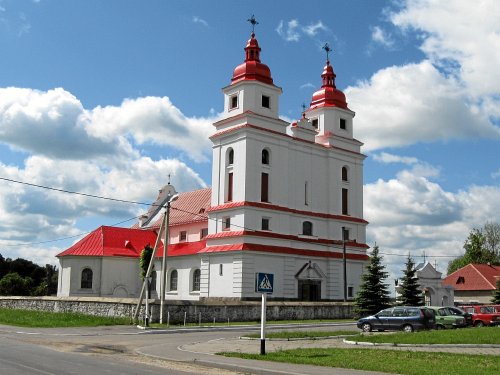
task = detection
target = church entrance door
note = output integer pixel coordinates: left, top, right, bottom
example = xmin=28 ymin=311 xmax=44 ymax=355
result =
xmin=298 ymin=280 xmax=321 ymax=301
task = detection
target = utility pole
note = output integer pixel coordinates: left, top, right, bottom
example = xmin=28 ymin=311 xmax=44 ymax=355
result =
xmin=160 ymin=193 xmax=178 ymax=324
xmin=342 ymin=226 xmax=347 ymax=302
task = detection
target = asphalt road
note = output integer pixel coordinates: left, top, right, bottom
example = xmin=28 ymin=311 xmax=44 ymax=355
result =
xmin=0 ymin=323 xmax=377 ymax=375
xmin=0 ymin=337 xmax=200 ymax=375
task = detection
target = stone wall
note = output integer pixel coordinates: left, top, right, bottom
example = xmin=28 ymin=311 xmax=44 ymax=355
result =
xmin=0 ymin=296 xmax=354 ymax=323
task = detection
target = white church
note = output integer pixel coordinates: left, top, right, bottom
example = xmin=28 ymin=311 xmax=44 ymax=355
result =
xmin=57 ymin=26 xmax=369 ymax=302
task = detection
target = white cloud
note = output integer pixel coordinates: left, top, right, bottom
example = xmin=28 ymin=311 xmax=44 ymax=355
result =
xmin=276 ymin=19 xmax=328 ymax=42
xmin=391 ymin=0 xmax=500 ymax=98
xmin=371 ymin=26 xmax=394 ymax=48
xmin=0 ymin=88 xmax=212 ymax=263
xmin=85 ymin=96 xmax=215 ymax=163
xmin=300 ymin=83 xmax=315 ymax=90
xmin=192 ymin=16 xmax=208 ymax=28
xmin=276 ymin=19 xmax=300 ymax=42
xmin=0 ymin=88 xmax=216 ymax=163
xmin=372 ymin=152 xmax=419 ymax=165
xmin=302 ymin=21 xmax=328 ymax=37
xmin=365 ymin=165 xmax=500 ymax=279
xmin=347 ymin=61 xmax=500 ymax=151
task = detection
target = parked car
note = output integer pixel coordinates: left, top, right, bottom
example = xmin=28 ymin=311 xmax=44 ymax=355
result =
xmin=427 ymin=306 xmax=466 ymax=329
xmin=446 ymin=306 xmax=473 ymax=327
xmin=357 ymin=306 xmax=436 ymax=333
xmin=459 ymin=305 xmax=500 ymax=327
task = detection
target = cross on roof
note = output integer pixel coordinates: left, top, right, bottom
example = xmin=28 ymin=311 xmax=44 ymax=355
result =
xmin=247 ymin=15 xmax=259 ymax=33
xmin=322 ymin=43 xmax=332 ymax=61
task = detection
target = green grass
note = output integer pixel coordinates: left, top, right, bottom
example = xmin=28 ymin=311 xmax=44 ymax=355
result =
xmin=350 ymin=327 xmax=500 ymax=345
xmin=245 ymin=330 xmax=356 ymax=339
xmin=220 ymin=348 xmax=500 ymax=375
xmin=0 ymin=308 xmax=130 ymax=328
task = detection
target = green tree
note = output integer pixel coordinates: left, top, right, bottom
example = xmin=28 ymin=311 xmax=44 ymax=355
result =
xmin=354 ymin=245 xmax=391 ymax=317
xmin=492 ymin=278 xmax=500 ymax=304
xmin=0 ymin=272 xmax=33 ymax=296
xmin=139 ymin=244 xmax=154 ymax=280
xmin=397 ymin=255 xmax=423 ymax=306
xmin=447 ymin=226 xmax=499 ymax=275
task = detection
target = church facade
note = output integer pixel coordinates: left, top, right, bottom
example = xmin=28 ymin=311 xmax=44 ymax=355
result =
xmin=57 ymin=28 xmax=369 ymax=301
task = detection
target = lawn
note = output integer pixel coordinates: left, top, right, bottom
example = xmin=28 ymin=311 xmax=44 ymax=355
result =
xmin=221 ymin=348 xmax=500 ymax=375
xmin=0 ymin=308 xmax=130 ymax=327
xmin=350 ymin=327 xmax=500 ymax=345
xmin=245 ymin=330 xmax=356 ymax=339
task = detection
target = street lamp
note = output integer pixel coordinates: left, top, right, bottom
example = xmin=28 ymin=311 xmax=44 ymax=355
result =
xmin=160 ymin=192 xmax=178 ymax=324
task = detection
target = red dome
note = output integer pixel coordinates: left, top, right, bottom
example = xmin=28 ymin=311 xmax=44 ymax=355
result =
xmin=231 ymin=32 xmax=273 ymax=85
xmin=309 ymin=60 xmax=347 ymax=110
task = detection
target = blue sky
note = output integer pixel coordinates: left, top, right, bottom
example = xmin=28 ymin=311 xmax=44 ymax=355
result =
xmin=0 ymin=0 xmax=499 ymax=284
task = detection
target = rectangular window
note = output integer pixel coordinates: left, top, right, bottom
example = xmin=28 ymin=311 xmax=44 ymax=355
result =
xmin=223 ymin=217 xmax=231 ymax=231
xmin=342 ymin=188 xmax=349 ymax=215
xmin=219 ymin=264 xmax=223 ymax=276
xmin=261 ymin=172 xmax=269 ymax=202
xmin=304 ymin=181 xmax=308 ymax=206
xmin=348 ymin=286 xmax=354 ymax=298
xmin=227 ymin=172 xmax=233 ymax=202
xmin=340 ymin=118 xmax=346 ymax=130
xmin=312 ymin=118 xmax=319 ymax=129
xmin=230 ymin=95 xmax=238 ymax=109
xmin=179 ymin=231 xmax=187 ymax=241
xmin=262 ymin=95 xmax=270 ymax=108
xmin=342 ymin=228 xmax=350 ymax=241
xmin=261 ymin=218 xmax=270 ymax=231
xmin=200 ymin=228 xmax=208 ymax=239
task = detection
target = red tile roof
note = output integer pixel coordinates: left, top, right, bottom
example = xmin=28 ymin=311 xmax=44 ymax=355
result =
xmin=57 ymin=226 xmax=206 ymax=258
xmin=443 ymin=263 xmax=500 ymax=291
xmin=57 ymin=226 xmax=160 ymax=258
xmin=132 ymin=188 xmax=211 ymax=229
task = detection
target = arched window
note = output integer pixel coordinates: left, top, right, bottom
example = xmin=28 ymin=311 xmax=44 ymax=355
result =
xmin=262 ymin=149 xmax=270 ymax=165
xmin=342 ymin=166 xmax=348 ymax=181
xmin=169 ymin=270 xmax=178 ymax=291
xmin=302 ymin=221 xmax=313 ymax=236
xmin=192 ymin=269 xmax=201 ymax=292
xmin=227 ymin=148 xmax=234 ymax=165
xmin=81 ymin=268 xmax=93 ymax=289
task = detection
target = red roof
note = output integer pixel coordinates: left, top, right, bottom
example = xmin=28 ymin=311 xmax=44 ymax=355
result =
xmin=58 ymin=226 xmax=207 ymax=258
xmin=443 ymin=263 xmax=500 ymax=291
xmin=133 ymin=188 xmax=211 ymax=229
xmin=57 ymin=226 xmax=160 ymax=258
xmin=309 ymin=60 xmax=348 ymax=110
xmin=231 ymin=32 xmax=274 ymax=85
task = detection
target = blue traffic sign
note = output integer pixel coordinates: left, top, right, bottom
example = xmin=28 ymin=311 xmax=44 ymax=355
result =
xmin=255 ymin=273 xmax=274 ymax=293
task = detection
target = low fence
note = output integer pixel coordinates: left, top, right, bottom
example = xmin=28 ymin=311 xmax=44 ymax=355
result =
xmin=0 ymin=296 xmax=354 ymax=323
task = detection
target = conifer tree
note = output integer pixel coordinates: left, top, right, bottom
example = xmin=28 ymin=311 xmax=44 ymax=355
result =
xmin=354 ymin=245 xmax=391 ymax=317
xmin=397 ymin=255 xmax=423 ymax=306
xmin=492 ymin=278 xmax=500 ymax=304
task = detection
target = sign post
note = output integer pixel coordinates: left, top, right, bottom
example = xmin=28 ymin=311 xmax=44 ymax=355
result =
xmin=256 ymin=272 xmax=274 ymax=355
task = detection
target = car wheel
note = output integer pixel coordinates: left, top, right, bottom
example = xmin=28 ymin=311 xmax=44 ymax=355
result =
xmin=436 ymin=324 xmax=444 ymax=330
xmin=475 ymin=321 xmax=484 ymax=328
xmin=361 ymin=323 xmax=372 ymax=332
xmin=403 ymin=324 xmax=414 ymax=333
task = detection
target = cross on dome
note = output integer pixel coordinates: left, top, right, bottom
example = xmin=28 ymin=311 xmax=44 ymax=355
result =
xmin=247 ymin=15 xmax=259 ymax=34
xmin=322 ymin=43 xmax=332 ymax=62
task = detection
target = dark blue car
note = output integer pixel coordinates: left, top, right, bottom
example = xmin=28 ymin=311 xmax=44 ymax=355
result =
xmin=357 ymin=306 xmax=436 ymax=332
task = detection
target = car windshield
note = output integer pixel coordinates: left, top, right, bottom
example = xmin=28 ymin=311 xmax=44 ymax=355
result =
xmin=447 ymin=307 xmax=464 ymax=315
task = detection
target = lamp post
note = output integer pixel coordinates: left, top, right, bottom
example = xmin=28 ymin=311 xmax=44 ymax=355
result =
xmin=342 ymin=226 xmax=347 ymax=302
xmin=160 ymin=193 xmax=178 ymax=324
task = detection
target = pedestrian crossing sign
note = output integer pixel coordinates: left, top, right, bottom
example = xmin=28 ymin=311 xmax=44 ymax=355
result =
xmin=255 ymin=272 xmax=274 ymax=293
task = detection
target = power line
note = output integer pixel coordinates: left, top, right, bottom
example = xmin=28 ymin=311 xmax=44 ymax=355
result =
xmin=0 ymin=215 xmax=141 ymax=247
xmin=0 ymin=177 xmax=152 ymax=206
xmin=0 ymin=176 xmax=459 ymax=260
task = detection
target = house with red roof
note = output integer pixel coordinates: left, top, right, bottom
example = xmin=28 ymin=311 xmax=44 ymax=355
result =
xmin=57 ymin=26 xmax=369 ymax=301
xmin=443 ymin=263 xmax=500 ymax=304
